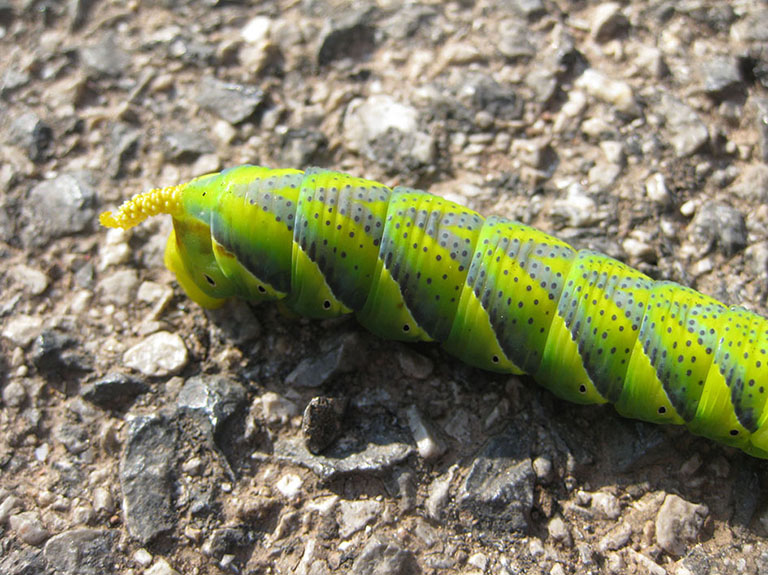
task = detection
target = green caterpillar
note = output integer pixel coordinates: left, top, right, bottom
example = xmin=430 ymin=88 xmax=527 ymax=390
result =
xmin=100 ymin=165 xmax=768 ymax=459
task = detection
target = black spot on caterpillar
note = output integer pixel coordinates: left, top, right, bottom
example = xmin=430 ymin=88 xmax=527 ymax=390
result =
xmin=100 ymin=165 xmax=768 ymax=458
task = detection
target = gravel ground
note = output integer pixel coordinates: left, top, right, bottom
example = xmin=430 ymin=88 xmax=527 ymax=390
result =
xmin=2 ymin=0 xmax=768 ymax=574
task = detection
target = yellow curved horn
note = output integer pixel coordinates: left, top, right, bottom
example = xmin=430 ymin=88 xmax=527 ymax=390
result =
xmin=99 ymin=184 xmax=186 ymax=230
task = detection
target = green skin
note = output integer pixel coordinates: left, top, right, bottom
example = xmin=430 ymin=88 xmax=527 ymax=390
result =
xmin=101 ymin=165 xmax=768 ymax=458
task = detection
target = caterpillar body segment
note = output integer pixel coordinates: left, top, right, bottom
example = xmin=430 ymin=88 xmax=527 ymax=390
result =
xmin=100 ymin=165 xmax=768 ymax=458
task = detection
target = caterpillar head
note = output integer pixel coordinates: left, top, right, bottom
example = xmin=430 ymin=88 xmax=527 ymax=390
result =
xmin=100 ymin=175 xmax=235 ymax=309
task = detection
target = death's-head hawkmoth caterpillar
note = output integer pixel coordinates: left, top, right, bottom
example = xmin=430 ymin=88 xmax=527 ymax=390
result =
xmin=100 ymin=165 xmax=768 ymax=459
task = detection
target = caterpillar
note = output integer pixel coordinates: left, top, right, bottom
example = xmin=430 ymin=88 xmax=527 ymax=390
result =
xmin=100 ymin=165 xmax=768 ymax=459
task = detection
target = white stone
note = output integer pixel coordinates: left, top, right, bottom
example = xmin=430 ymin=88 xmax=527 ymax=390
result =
xmin=133 ymin=548 xmax=153 ymax=567
xmin=275 ymin=473 xmax=303 ymax=499
xmin=337 ymin=499 xmax=382 ymax=539
xmin=2 ymin=315 xmax=43 ymax=347
xmin=406 ymin=406 xmax=446 ymax=460
xmin=576 ymin=69 xmax=639 ymax=115
xmin=146 ymin=558 xmax=181 ymax=575
xmin=123 ymin=331 xmax=188 ymax=377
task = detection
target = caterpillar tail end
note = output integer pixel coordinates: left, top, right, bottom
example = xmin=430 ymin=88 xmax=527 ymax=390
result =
xmin=99 ymin=184 xmax=186 ymax=230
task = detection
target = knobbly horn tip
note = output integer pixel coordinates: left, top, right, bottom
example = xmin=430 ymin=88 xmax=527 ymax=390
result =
xmin=99 ymin=184 xmax=186 ymax=230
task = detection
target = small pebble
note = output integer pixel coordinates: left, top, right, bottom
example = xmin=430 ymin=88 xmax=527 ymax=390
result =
xmin=532 ymin=456 xmax=554 ymax=483
xmin=275 ymin=474 xmax=303 ymax=499
xmin=123 ymin=331 xmax=188 ymax=377
xmin=146 ymin=558 xmax=181 ymax=575
xmin=591 ymin=2 xmax=629 ymax=42
xmin=0 ymin=494 xmax=22 ymax=524
xmin=591 ymin=492 xmax=622 ymax=520
xmin=134 ymin=549 xmax=153 ymax=567
xmin=645 ymin=172 xmax=671 ymax=206
xmin=548 ymin=515 xmax=573 ymax=546
xmin=337 ymin=499 xmax=382 ymax=539
xmin=2 ymin=315 xmax=44 ymax=347
xmin=406 ymin=406 xmax=446 ymax=460
xmin=10 ymin=511 xmax=49 ymax=545
xmin=93 ymin=487 xmax=115 ymax=514
xmin=260 ymin=391 xmax=299 ymax=424
xmin=2 ymin=380 xmax=27 ymax=407
xmin=655 ymin=494 xmax=708 ymax=556
xmin=598 ymin=521 xmax=632 ymax=553
xmin=576 ymin=69 xmax=638 ymax=115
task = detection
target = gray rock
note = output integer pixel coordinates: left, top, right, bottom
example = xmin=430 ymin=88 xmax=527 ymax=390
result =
xmin=24 ymin=174 xmax=96 ymax=247
xmin=576 ymin=69 xmax=638 ymax=115
xmin=9 ymin=264 xmax=49 ymax=295
xmin=396 ymin=349 xmax=433 ymax=380
xmin=591 ymin=492 xmax=622 ymax=520
xmin=207 ymin=299 xmax=261 ymax=345
xmin=0 ymin=549 xmax=46 ymax=575
xmin=145 ymin=558 xmax=181 ymax=575
xmin=53 ymin=422 xmax=90 ymax=454
xmin=80 ymin=373 xmax=148 ymax=410
xmin=548 ymin=515 xmax=572 ymax=546
xmin=497 ymin=18 xmax=535 ymax=60
xmin=730 ymin=8 xmax=768 ymax=44
xmin=2 ymin=315 xmax=43 ymax=347
xmin=655 ymin=494 xmax=708 ymax=556
xmin=645 ymin=172 xmax=672 ymax=206
xmin=597 ymin=521 xmax=632 ymax=553
xmin=163 ymin=128 xmax=215 ymax=161
xmin=120 ymin=413 xmax=178 ymax=543
xmin=532 ymin=455 xmax=553 ymax=483
xmin=32 ymin=329 xmax=90 ymax=376
xmin=273 ymin=410 xmax=414 ymax=480
xmin=591 ymin=2 xmax=629 ymax=42
xmin=97 ymin=268 xmax=140 ymax=306
xmin=350 ymin=537 xmax=419 ymax=575
xmin=338 ymin=499 xmax=382 ymax=538
xmin=317 ymin=10 xmax=376 ymax=66
xmin=405 ymin=406 xmax=446 ymax=461
xmin=680 ymin=546 xmax=711 ymax=575
xmin=381 ymin=5 xmax=436 ymax=41
xmin=10 ymin=111 xmax=53 ymax=162
xmin=342 ymin=95 xmax=434 ymax=172
xmin=195 ymin=76 xmax=264 ymax=125
xmin=550 ymin=184 xmax=604 ymax=228
xmin=106 ymin=122 xmax=141 ymax=178
xmin=526 ymin=59 xmax=560 ymax=104
xmin=165 ymin=33 xmax=215 ymax=67
xmin=43 ymin=529 xmax=117 ymax=575
xmin=201 ymin=527 xmax=248 ymax=558
xmin=657 ymin=94 xmax=709 ymax=157
xmin=470 ymin=76 xmax=524 ymax=121
xmin=80 ymin=33 xmax=129 ymax=78
xmin=2 ymin=381 xmax=26 ymax=408
xmin=746 ymin=241 xmax=768 ymax=285
xmin=68 ymin=0 xmax=92 ymax=29
xmin=689 ymin=201 xmax=747 ymax=257
xmin=176 ymin=374 xmax=247 ymax=433
xmin=731 ymin=163 xmax=768 ymax=203
xmin=302 ymin=396 xmax=348 ymax=454
xmin=700 ymin=56 xmax=744 ymax=100
xmin=504 ymin=0 xmax=545 ymax=20
xmin=425 ymin=466 xmax=455 ymax=521
xmin=285 ymin=333 xmax=365 ymax=388
xmin=278 ymin=128 xmax=328 ymax=168
xmin=123 ymin=331 xmax=188 ymax=377
xmin=9 ymin=511 xmax=48 ymax=545
xmin=1 ymin=67 xmax=31 ymax=96
xmin=459 ymin=424 xmax=534 ymax=532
